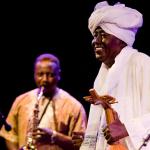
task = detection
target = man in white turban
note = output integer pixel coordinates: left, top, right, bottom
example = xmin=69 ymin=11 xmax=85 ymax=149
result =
xmin=80 ymin=1 xmax=150 ymax=150
xmin=88 ymin=1 xmax=143 ymax=47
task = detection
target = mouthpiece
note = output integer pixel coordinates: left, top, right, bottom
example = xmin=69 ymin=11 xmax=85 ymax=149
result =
xmin=37 ymin=86 xmax=44 ymax=100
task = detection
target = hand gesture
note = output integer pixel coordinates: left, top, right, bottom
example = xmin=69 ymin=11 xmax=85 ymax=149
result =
xmin=83 ymin=88 xmax=116 ymax=109
xmin=33 ymin=127 xmax=54 ymax=145
xmin=102 ymin=112 xmax=128 ymax=145
xmin=72 ymin=131 xmax=84 ymax=148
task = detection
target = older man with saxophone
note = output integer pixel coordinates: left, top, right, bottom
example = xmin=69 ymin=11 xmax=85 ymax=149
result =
xmin=0 ymin=53 xmax=87 ymax=150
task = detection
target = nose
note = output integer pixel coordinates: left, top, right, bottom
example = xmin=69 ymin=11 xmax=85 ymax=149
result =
xmin=42 ymin=74 xmax=48 ymax=81
xmin=92 ymin=37 xmax=101 ymax=48
xmin=41 ymin=74 xmax=49 ymax=86
xmin=92 ymin=38 xmax=96 ymax=46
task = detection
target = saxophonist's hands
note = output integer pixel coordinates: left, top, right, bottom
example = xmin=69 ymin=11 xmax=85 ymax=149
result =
xmin=72 ymin=131 xmax=84 ymax=148
xmin=33 ymin=127 xmax=55 ymax=145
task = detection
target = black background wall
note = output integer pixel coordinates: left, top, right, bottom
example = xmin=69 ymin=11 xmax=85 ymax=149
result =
xmin=0 ymin=0 xmax=149 ymax=148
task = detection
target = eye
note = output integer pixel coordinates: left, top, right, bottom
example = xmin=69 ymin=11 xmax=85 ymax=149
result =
xmin=93 ymin=32 xmax=97 ymax=38
xmin=48 ymin=73 xmax=55 ymax=77
xmin=101 ymin=31 xmax=106 ymax=37
xmin=37 ymin=72 xmax=43 ymax=77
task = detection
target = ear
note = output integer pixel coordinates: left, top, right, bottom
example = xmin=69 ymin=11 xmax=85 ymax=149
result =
xmin=57 ymin=75 xmax=61 ymax=81
xmin=57 ymin=69 xmax=61 ymax=81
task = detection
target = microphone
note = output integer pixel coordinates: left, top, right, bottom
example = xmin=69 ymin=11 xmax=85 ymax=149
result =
xmin=0 ymin=112 xmax=12 ymax=131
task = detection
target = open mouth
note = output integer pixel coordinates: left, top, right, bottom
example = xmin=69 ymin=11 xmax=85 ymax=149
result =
xmin=95 ymin=47 xmax=103 ymax=52
xmin=95 ymin=47 xmax=104 ymax=58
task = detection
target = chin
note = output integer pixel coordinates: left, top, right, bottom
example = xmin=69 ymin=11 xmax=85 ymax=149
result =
xmin=96 ymin=55 xmax=103 ymax=62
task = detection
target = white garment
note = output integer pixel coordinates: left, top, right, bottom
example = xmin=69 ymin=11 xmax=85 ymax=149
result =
xmin=80 ymin=46 xmax=150 ymax=150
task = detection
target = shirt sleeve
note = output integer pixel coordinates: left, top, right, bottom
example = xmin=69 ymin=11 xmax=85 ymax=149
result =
xmin=124 ymin=54 xmax=150 ymax=149
xmin=0 ymin=97 xmax=19 ymax=144
xmin=68 ymin=104 xmax=87 ymax=136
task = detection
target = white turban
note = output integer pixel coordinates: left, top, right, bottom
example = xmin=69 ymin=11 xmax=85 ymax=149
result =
xmin=88 ymin=1 xmax=143 ymax=46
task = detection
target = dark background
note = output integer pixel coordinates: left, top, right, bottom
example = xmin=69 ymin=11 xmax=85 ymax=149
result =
xmin=0 ymin=0 xmax=149 ymax=148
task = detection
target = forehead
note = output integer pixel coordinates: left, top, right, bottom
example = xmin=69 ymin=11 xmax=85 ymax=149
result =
xmin=94 ymin=27 xmax=105 ymax=34
xmin=35 ymin=60 xmax=57 ymax=69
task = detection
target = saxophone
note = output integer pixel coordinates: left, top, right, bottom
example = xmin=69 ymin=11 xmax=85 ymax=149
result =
xmin=20 ymin=86 xmax=44 ymax=150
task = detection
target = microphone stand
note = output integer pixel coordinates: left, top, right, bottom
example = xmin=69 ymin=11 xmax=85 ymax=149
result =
xmin=0 ymin=111 xmax=12 ymax=131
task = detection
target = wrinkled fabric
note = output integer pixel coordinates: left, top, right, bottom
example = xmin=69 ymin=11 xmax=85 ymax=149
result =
xmin=0 ymin=88 xmax=87 ymax=150
xmin=88 ymin=1 xmax=143 ymax=46
xmin=80 ymin=46 xmax=150 ymax=150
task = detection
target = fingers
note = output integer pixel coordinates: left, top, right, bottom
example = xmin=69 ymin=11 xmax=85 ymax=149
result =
xmin=37 ymin=127 xmax=53 ymax=135
xmin=33 ymin=128 xmax=44 ymax=136
xmin=103 ymin=94 xmax=114 ymax=98
xmin=72 ymin=131 xmax=84 ymax=136
xmin=72 ymin=135 xmax=84 ymax=140
xmin=33 ymin=128 xmax=53 ymax=140
xmin=83 ymin=96 xmax=96 ymax=104
xmin=72 ymin=138 xmax=83 ymax=146
xmin=84 ymin=89 xmax=117 ymax=107
xmin=72 ymin=132 xmax=84 ymax=147
xmin=103 ymin=127 xmax=110 ymax=138
xmin=102 ymin=127 xmax=114 ymax=145
xmin=89 ymin=89 xmax=99 ymax=99
xmin=32 ymin=129 xmax=43 ymax=139
xmin=35 ymin=127 xmax=45 ymax=132
xmin=35 ymin=134 xmax=42 ymax=140
xmin=83 ymin=95 xmax=104 ymax=105
xmin=100 ymin=95 xmax=116 ymax=102
xmin=83 ymin=96 xmax=92 ymax=101
xmin=102 ymin=120 xmax=128 ymax=145
xmin=72 ymin=132 xmax=84 ymax=139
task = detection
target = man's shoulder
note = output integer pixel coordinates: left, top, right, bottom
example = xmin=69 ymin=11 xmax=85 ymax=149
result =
xmin=15 ymin=89 xmax=36 ymax=103
xmin=58 ymin=88 xmax=83 ymax=106
xmin=131 ymin=51 xmax=150 ymax=64
xmin=57 ymin=89 xmax=86 ymax=115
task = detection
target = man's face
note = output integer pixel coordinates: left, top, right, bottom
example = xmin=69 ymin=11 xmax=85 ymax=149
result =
xmin=34 ymin=60 xmax=60 ymax=91
xmin=92 ymin=27 xmax=121 ymax=67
